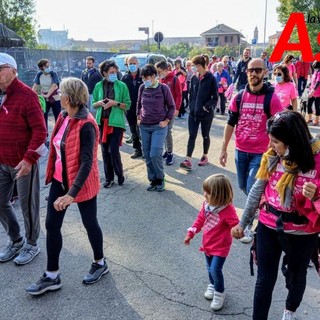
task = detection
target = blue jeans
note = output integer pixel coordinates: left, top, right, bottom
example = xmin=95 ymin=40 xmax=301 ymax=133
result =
xmin=205 ymin=255 xmax=226 ymax=293
xmin=253 ymin=222 xmax=318 ymax=320
xmin=140 ymin=124 xmax=168 ymax=181
xmin=235 ymin=149 xmax=262 ymax=195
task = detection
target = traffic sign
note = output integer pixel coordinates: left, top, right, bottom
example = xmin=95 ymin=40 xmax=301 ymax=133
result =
xmin=154 ymin=32 xmax=164 ymax=43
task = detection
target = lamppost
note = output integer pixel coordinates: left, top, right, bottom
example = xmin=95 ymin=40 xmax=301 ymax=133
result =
xmin=138 ymin=27 xmax=150 ymax=52
xmin=238 ymin=29 xmax=242 ymax=58
xmin=263 ymin=0 xmax=267 ymax=47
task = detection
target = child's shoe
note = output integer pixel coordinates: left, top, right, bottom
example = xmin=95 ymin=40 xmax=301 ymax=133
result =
xmin=210 ymin=290 xmax=226 ymax=311
xmin=204 ymin=283 xmax=215 ymax=300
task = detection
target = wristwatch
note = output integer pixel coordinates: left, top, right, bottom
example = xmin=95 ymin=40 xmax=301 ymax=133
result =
xmin=117 ymin=102 xmax=121 ymax=107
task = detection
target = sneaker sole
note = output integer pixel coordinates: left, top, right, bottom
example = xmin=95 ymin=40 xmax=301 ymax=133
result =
xmin=14 ymin=248 xmax=40 ymax=266
xmin=198 ymin=163 xmax=209 ymax=166
xmin=27 ymin=283 xmax=62 ymax=296
xmin=180 ymin=165 xmax=192 ymax=171
xmin=204 ymin=293 xmax=214 ymax=300
xmin=83 ymin=268 xmax=109 ymax=285
xmin=0 ymin=253 xmax=19 ymax=262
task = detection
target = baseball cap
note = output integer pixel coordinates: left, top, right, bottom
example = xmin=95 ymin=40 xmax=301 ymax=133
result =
xmin=0 ymin=53 xmax=17 ymax=69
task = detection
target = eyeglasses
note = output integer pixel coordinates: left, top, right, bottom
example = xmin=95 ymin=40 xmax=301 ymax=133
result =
xmin=247 ymin=68 xmax=265 ymax=74
xmin=0 ymin=66 xmax=12 ymax=72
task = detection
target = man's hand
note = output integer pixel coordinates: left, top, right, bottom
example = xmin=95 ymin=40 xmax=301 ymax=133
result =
xmin=14 ymin=160 xmax=32 ymax=179
xmin=219 ymin=150 xmax=228 ymax=167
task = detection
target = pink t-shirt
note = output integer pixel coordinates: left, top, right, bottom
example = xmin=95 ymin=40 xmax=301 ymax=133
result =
xmin=310 ymin=70 xmax=320 ymax=97
xmin=274 ymin=82 xmax=297 ymax=108
xmin=53 ymin=116 xmax=70 ymax=182
xmin=229 ymin=91 xmax=284 ymax=153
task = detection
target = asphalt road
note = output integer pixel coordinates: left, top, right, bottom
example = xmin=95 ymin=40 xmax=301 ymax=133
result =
xmin=0 ymin=113 xmax=319 ymax=320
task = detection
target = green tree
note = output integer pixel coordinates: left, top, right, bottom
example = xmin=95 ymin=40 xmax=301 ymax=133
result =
xmin=277 ymin=0 xmax=320 ymax=55
xmin=0 ymin=0 xmax=38 ymax=48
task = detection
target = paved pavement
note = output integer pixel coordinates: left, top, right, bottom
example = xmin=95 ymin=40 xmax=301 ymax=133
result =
xmin=0 ymin=113 xmax=319 ymax=320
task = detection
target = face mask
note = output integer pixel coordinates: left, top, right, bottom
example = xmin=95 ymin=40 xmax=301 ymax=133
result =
xmin=144 ymin=79 xmax=152 ymax=88
xmin=44 ymin=67 xmax=51 ymax=73
xmin=128 ymin=64 xmax=137 ymax=73
xmin=275 ymin=76 xmax=283 ymax=83
xmin=191 ymin=66 xmax=197 ymax=73
xmin=108 ymin=73 xmax=118 ymax=82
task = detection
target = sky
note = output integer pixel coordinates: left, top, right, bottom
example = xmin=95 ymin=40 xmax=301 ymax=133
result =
xmin=35 ymin=0 xmax=283 ymax=43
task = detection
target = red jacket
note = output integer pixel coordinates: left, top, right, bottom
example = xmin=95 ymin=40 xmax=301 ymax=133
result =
xmin=46 ymin=109 xmax=100 ymax=203
xmin=0 ymin=77 xmax=47 ymax=167
xmin=295 ymin=61 xmax=310 ymax=79
xmin=159 ymin=71 xmax=182 ymax=110
xmin=187 ymin=203 xmax=239 ymax=257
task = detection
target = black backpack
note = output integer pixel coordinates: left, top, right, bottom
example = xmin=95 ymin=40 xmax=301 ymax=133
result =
xmin=236 ymin=88 xmax=273 ymax=119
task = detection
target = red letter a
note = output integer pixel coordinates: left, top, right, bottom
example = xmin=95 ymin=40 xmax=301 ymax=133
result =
xmin=269 ymin=13 xmax=313 ymax=62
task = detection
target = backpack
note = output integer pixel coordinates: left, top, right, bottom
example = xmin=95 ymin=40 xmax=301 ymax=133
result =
xmin=236 ymin=88 xmax=273 ymax=119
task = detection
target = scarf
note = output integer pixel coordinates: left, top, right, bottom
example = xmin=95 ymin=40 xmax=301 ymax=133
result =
xmin=256 ymin=138 xmax=320 ymax=208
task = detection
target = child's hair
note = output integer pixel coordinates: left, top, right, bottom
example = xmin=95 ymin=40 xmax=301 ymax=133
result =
xmin=203 ymin=174 xmax=233 ymax=206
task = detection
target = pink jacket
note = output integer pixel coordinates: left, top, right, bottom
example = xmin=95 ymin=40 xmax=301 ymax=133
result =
xmin=187 ymin=203 xmax=239 ymax=257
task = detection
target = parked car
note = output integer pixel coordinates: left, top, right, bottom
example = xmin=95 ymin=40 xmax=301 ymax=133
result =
xmin=111 ymin=53 xmax=167 ymax=75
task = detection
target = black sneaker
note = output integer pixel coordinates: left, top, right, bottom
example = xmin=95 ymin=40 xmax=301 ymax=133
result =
xmin=165 ymin=153 xmax=174 ymax=165
xmin=26 ymin=273 xmax=62 ymax=296
xmin=156 ymin=179 xmax=165 ymax=192
xmin=103 ymin=180 xmax=114 ymax=188
xmin=131 ymin=149 xmax=142 ymax=159
xmin=162 ymin=151 xmax=168 ymax=159
xmin=147 ymin=180 xmax=157 ymax=191
xmin=118 ymin=176 xmax=125 ymax=186
xmin=83 ymin=258 xmax=109 ymax=284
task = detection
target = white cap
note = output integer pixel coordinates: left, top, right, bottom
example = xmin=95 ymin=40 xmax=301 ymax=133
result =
xmin=0 ymin=53 xmax=17 ymax=69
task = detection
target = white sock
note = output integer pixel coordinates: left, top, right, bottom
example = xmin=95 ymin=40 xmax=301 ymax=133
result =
xmin=96 ymin=259 xmax=104 ymax=266
xmin=46 ymin=271 xmax=59 ymax=279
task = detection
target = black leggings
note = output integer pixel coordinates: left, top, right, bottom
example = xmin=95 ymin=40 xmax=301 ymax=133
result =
xmin=45 ymin=179 xmax=103 ymax=271
xmin=187 ymin=115 xmax=213 ymax=157
xmin=307 ymin=96 xmax=320 ymax=115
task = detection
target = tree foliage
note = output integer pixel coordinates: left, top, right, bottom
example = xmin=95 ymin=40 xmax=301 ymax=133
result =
xmin=277 ymin=0 xmax=320 ymax=54
xmin=0 ymin=0 xmax=38 ymax=48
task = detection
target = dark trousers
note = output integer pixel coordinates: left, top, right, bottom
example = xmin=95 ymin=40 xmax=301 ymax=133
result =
xmin=45 ymin=179 xmax=103 ymax=271
xmin=187 ymin=116 xmax=213 ymax=157
xmin=100 ymin=126 xmax=124 ymax=182
xmin=218 ymin=92 xmax=226 ymax=114
xmin=307 ymin=96 xmax=320 ymax=115
xmin=126 ymin=111 xmax=141 ymax=151
xmin=44 ymin=100 xmax=61 ymax=133
xmin=297 ymin=77 xmax=307 ymax=97
xmin=253 ymin=222 xmax=318 ymax=320
xmin=178 ymin=91 xmax=188 ymax=117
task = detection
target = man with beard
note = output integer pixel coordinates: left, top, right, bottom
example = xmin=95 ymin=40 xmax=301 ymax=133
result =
xmin=219 ymin=58 xmax=283 ymax=243
xmin=232 ymin=48 xmax=252 ymax=91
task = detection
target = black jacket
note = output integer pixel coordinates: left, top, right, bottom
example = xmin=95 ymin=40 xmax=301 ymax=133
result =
xmin=189 ymin=72 xmax=218 ymax=120
xmin=81 ymin=68 xmax=102 ymax=94
xmin=233 ymin=57 xmax=252 ymax=90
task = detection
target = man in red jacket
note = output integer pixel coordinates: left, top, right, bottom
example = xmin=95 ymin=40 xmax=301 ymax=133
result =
xmin=155 ymin=60 xmax=182 ymax=165
xmin=0 ymin=53 xmax=47 ymax=265
xmin=295 ymin=55 xmax=311 ymax=97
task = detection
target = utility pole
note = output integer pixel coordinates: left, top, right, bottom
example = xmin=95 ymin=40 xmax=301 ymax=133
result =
xmin=263 ymin=0 xmax=267 ymax=47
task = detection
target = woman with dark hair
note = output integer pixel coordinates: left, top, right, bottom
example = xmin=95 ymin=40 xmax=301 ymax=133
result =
xmin=180 ymin=54 xmax=218 ymax=170
xmin=306 ymin=60 xmax=320 ymax=125
xmin=283 ymin=54 xmax=298 ymax=86
xmin=273 ymin=64 xmax=298 ymax=111
xmin=231 ymin=110 xmax=320 ymax=320
xmin=137 ymin=64 xmax=175 ymax=191
xmin=92 ymin=60 xmax=131 ymax=188
xmin=27 ymin=78 xmax=107 ymax=295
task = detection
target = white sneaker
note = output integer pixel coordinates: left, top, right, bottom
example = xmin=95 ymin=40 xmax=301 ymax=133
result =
xmin=210 ymin=290 xmax=226 ymax=311
xmin=240 ymin=227 xmax=254 ymax=243
xmin=204 ymin=283 xmax=215 ymax=300
xmin=282 ymin=309 xmax=297 ymax=320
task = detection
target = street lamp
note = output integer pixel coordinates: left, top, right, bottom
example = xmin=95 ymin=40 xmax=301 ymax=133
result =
xmin=263 ymin=0 xmax=267 ymax=47
xmin=138 ymin=27 xmax=150 ymax=52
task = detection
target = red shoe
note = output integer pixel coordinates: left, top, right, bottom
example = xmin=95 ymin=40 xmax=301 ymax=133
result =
xmin=198 ymin=156 xmax=209 ymax=166
xmin=180 ymin=159 xmax=192 ymax=170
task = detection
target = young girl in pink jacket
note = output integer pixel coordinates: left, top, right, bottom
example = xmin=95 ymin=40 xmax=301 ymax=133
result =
xmin=184 ymin=174 xmax=239 ymax=311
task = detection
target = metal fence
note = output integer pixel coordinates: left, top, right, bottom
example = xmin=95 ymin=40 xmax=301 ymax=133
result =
xmin=0 ymin=47 xmax=114 ymax=87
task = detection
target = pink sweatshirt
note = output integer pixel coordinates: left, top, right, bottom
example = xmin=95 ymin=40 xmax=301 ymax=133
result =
xmin=187 ymin=203 xmax=239 ymax=257
xmin=229 ymin=91 xmax=283 ymax=153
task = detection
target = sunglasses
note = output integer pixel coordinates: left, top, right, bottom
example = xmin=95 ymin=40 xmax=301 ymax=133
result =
xmin=247 ymin=68 xmax=265 ymax=74
xmin=274 ymin=72 xmax=282 ymax=76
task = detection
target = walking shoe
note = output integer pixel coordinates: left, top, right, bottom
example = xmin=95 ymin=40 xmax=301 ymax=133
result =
xmin=26 ymin=273 xmax=62 ymax=296
xmin=166 ymin=153 xmax=174 ymax=165
xmin=210 ymin=291 xmax=226 ymax=311
xmin=83 ymin=258 xmax=109 ymax=284
xmin=204 ymin=283 xmax=215 ymax=300
xmin=103 ymin=180 xmax=114 ymax=188
xmin=125 ymin=137 xmax=133 ymax=144
xmin=14 ymin=243 xmax=40 ymax=265
xmin=0 ymin=238 xmax=24 ymax=262
xmin=162 ymin=151 xmax=168 ymax=159
xmin=147 ymin=180 xmax=157 ymax=191
xmin=198 ymin=156 xmax=209 ymax=166
xmin=131 ymin=149 xmax=142 ymax=159
xmin=156 ymin=179 xmax=165 ymax=192
xmin=240 ymin=227 xmax=254 ymax=244
xmin=118 ymin=176 xmax=125 ymax=186
xmin=282 ymin=309 xmax=297 ymax=320
xmin=180 ymin=159 xmax=192 ymax=171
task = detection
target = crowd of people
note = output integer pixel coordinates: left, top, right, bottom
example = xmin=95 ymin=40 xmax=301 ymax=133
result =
xmin=0 ymin=50 xmax=320 ymax=320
